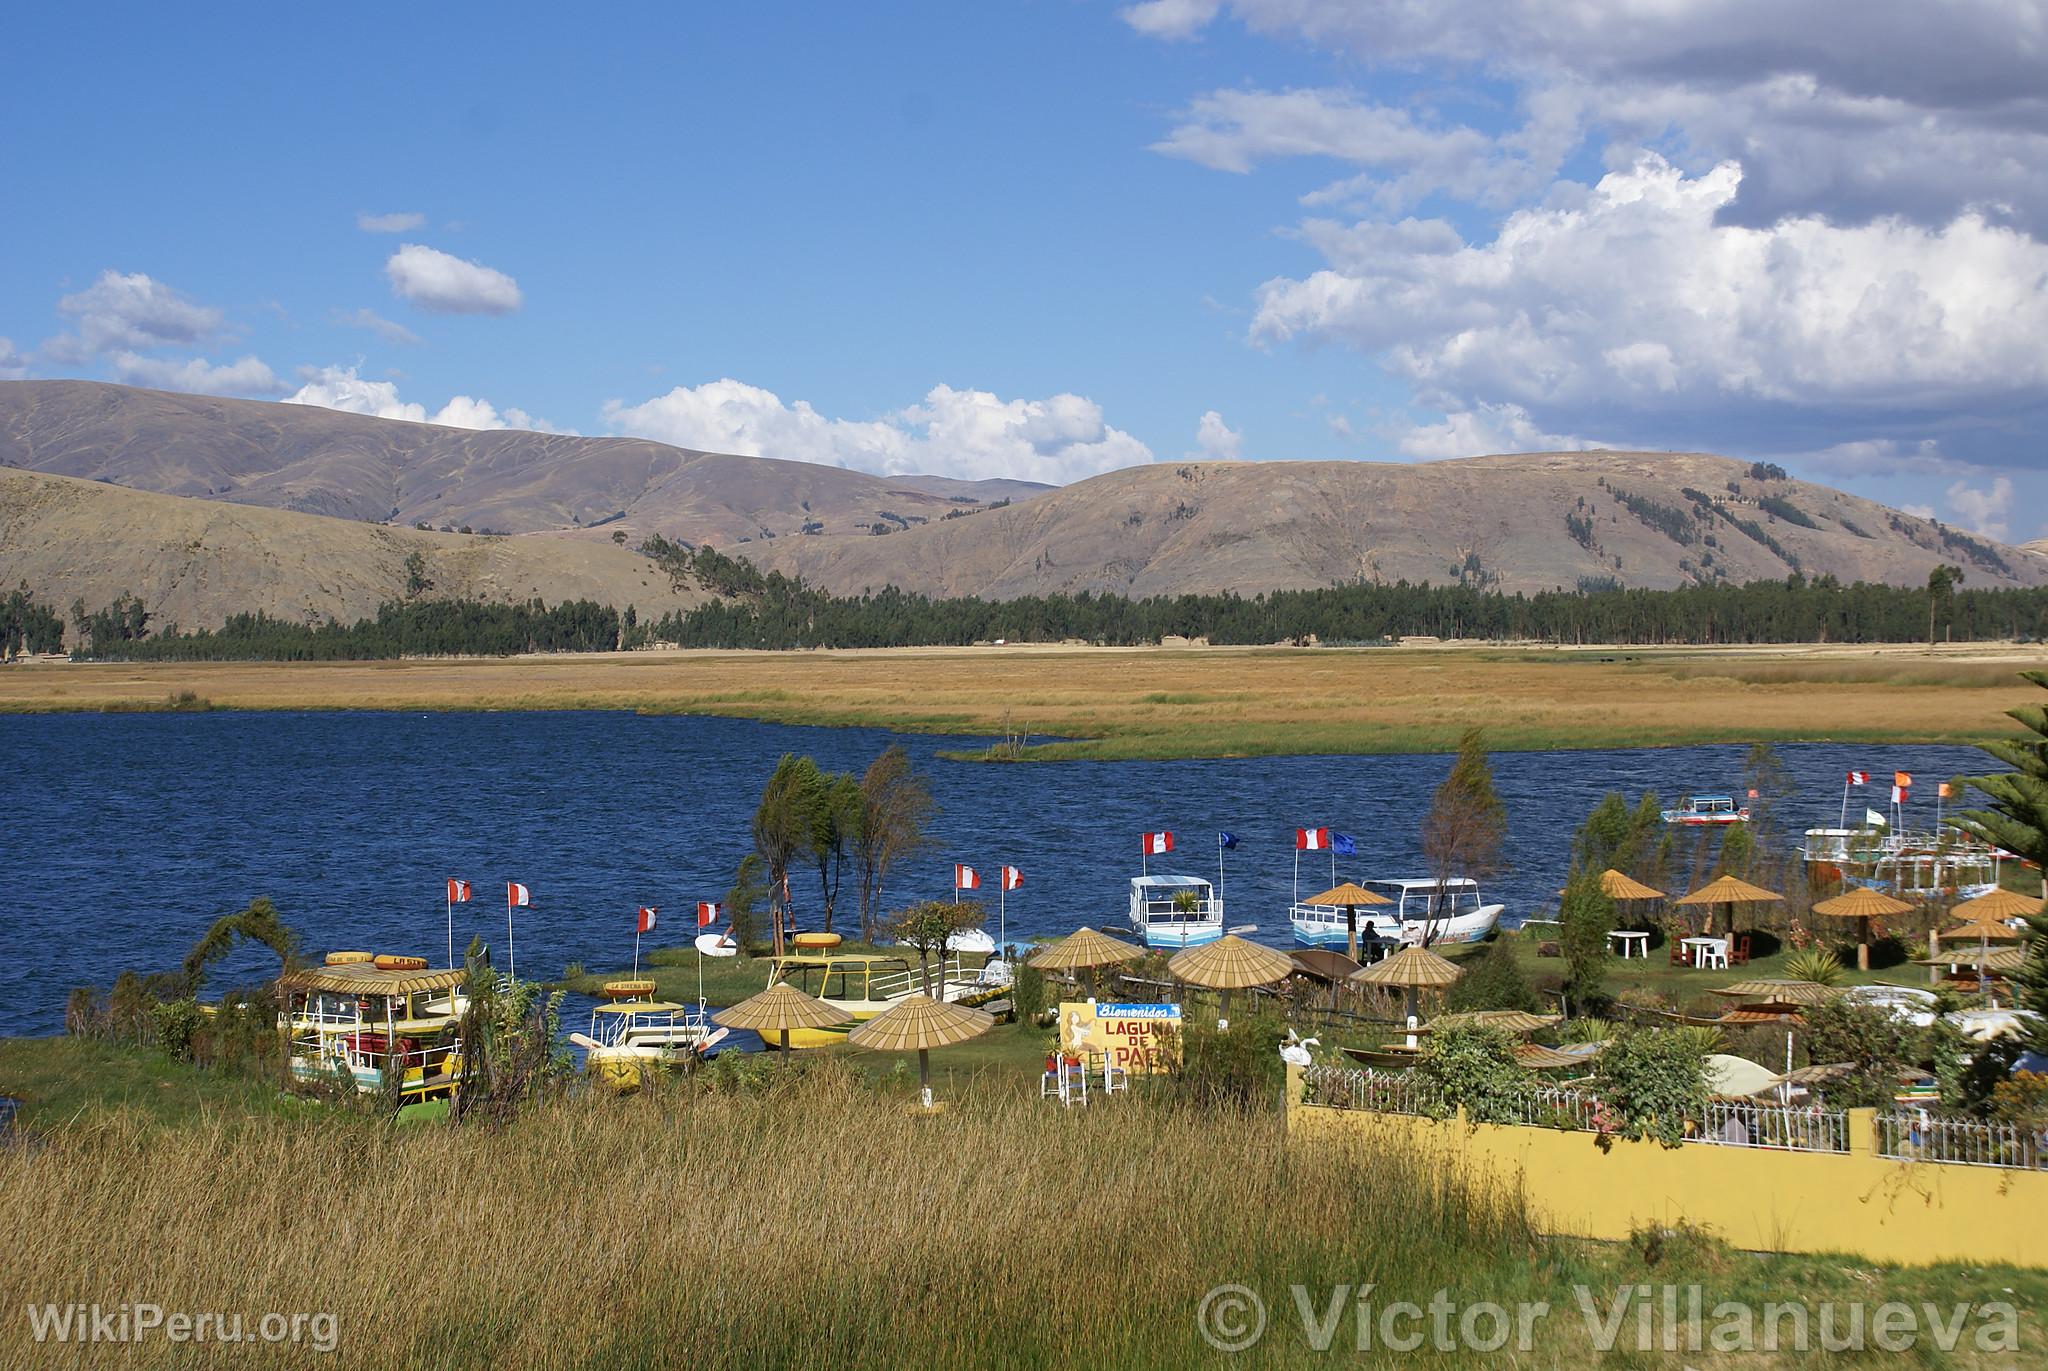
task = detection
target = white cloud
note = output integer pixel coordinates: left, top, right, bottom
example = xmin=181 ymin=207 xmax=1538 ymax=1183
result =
xmin=0 ymin=337 xmax=26 ymax=380
xmin=1252 ymin=155 xmax=2048 ymax=423
xmin=1900 ymin=502 xmax=1936 ymax=519
xmin=54 ymin=270 xmax=222 ymax=355
xmin=108 ymin=352 xmax=283 ymax=397
xmin=1789 ymin=438 xmax=1977 ymax=480
xmin=1192 ymin=409 xmax=1242 ymax=459
xmin=1945 ymin=477 xmax=2015 ymax=541
xmin=331 ymin=308 xmax=421 ymax=346
xmin=1396 ymin=402 xmax=1595 ymax=459
xmin=604 ymin=378 xmax=1150 ymax=483
xmin=356 ymin=211 xmax=425 ymax=233
xmin=282 ymin=365 xmax=567 ymax=432
xmin=1119 ymin=0 xmax=1221 ymax=41
xmin=384 ymin=244 xmax=522 ymax=315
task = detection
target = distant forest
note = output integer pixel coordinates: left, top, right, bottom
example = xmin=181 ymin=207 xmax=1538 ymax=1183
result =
xmin=7 ymin=545 xmax=2043 ymax=660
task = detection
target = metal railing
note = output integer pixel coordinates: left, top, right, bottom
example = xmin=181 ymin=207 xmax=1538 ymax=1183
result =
xmin=1879 ymin=1111 xmax=2047 ymax=1169
xmin=1687 ymin=1100 xmax=1849 ymax=1153
xmin=1302 ymin=1065 xmax=1441 ymax=1117
xmin=1506 ymin=1084 xmax=1606 ymax=1132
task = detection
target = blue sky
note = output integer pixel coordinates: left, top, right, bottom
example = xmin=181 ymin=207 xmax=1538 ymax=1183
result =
xmin=3 ymin=1 xmax=2042 ymax=538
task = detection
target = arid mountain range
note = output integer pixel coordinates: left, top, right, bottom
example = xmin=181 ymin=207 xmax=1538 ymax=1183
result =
xmin=0 ymin=380 xmax=2039 ymax=627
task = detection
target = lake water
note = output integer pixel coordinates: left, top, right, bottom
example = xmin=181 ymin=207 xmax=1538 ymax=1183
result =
xmin=0 ymin=711 xmax=1995 ymax=1035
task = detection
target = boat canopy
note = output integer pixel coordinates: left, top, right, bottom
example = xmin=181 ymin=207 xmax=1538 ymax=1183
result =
xmin=1132 ymin=875 xmax=1212 ymax=891
xmin=278 ymin=965 xmax=466 ymax=997
xmin=593 ymin=1001 xmax=687 ymax=1015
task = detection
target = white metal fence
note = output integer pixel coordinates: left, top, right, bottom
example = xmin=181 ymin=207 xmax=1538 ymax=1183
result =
xmin=1879 ymin=1111 xmax=2047 ymax=1169
xmin=1686 ymin=1099 xmax=1849 ymax=1153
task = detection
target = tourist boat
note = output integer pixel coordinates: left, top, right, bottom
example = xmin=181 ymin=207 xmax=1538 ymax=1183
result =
xmin=1801 ymin=827 xmax=2003 ymax=900
xmin=766 ymin=945 xmax=1005 ymax=1048
xmin=1661 ymin=794 xmax=1749 ymax=826
xmin=277 ymin=957 xmax=468 ymax=1102
xmin=1126 ymin=874 xmax=1224 ymax=948
xmin=1292 ymin=878 xmax=1502 ymax=950
xmin=571 ymin=982 xmax=715 ymax=1090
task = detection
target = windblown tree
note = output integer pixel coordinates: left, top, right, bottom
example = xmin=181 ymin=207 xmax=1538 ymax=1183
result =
xmin=1419 ymin=727 xmax=1506 ymax=945
xmin=810 ymin=770 xmax=863 ymax=932
xmin=852 ymin=744 xmax=936 ymax=940
xmin=886 ymin=899 xmax=985 ymax=997
xmin=753 ymin=754 xmax=825 ymax=957
xmin=1950 ymin=670 xmax=2048 ymax=1049
xmin=178 ymin=896 xmax=300 ymax=998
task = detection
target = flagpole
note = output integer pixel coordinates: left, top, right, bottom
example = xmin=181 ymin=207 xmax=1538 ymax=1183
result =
xmin=1293 ymin=848 xmax=1299 ymax=906
xmin=506 ymin=887 xmax=516 ymax=980
xmin=1216 ymin=834 xmax=1224 ymax=901
xmin=1840 ymin=777 xmax=1849 ymax=831
xmin=446 ymin=887 xmax=454 ymax=971
xmin=633 ymin=927 xmax=642 ymax=979
xmin=998 ymin=874 xmax=1006 ymax=956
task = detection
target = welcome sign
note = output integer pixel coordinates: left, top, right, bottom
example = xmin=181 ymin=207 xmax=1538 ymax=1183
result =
xmin=1057 ymin=1001 xmax=1182 ymax=1073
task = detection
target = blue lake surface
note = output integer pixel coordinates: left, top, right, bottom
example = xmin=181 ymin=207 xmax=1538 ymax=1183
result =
xmin=0 ymin=711 xmax=1994 ymax=1035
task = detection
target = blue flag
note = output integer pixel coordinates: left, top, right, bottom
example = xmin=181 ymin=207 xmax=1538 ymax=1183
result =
xmin=1331 ymin=832 xmax=1358 ymax=856
xmin=1218 ymin=831 xmax=1239 ymax=849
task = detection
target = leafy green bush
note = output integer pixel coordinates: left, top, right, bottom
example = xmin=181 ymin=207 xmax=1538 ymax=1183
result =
xmin=1444 ymin=936 xmax=1539 ymax=1013
xmin=1413 ymin=1023 xmax=1532 ymax=1124
xmin=1591 ymin=1028 xmax=1708 ymax=1148
xmin=1801 ymin=997 xmax=1908 ymax=1108
xmin=1559 ymin=865 xmax=1615 ymax=1010
xmin=150 ymin=998 xmax=203 ymax=1063
xmin=1172 ymin=1011 xmax=1284 ymax=1112
xmin=1011 ymin=958 xmax=1047 ymax=1025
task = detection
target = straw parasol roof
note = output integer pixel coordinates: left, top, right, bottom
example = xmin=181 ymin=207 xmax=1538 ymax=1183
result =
xmin=847 ymin=994 xmax=993 ymax=1053
xmin=1952 ymin=888 xmax=2045 ymax=923
xmin=1417 ymin=1009 xmax=1561 ymax=1035
xmin=1812 ymin=886 xmax=1913 ymax=920
xmin=714 ymin=981 xmax=852 ymax=1057
xmin=1944 ymin=915 xmax=2024 ymax=944
xmin=1351 ymin=946 xmax=1463 ymax=990
xmin=1676 ymin=874 xmax=1783 ymax=907
xmin=1987 ymin=945 xmax=2029 ymax=972
xmin=1921 ymin=944 xmax=2023 ymax=969
xmin=1168 ymin=935 xmax=1295 ymax=990
xmin=1597 ymin=869 xmax=1665 ymax=901
xmin=1719 ymin=1005 xmax=1807 ymax=1024
xmin=1304 ymin=882 xmax=1393 ymax=907
xmin=1027 ymin=927 xmax=1144 ymax=972
xmin=1713 ymin=978 xmax=1840 ymax=1007
xmin=278 ymin=965 xmax=465 ymax=997
xmin=1515 ymin=1043 xmax=1596 ymax=1070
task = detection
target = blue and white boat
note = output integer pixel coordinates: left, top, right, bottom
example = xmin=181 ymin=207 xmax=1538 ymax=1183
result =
xmin=1661 ymin=794 xmax=1748 ymax=827
xmin=1127 ymin=874 xmax=1224 ymax=949
xmin=1290 ymin=878 xmax=1501 ymax=951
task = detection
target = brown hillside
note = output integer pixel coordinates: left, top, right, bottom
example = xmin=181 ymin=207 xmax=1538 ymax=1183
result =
xmin=0 ymin=466 xmax=710 ymax=631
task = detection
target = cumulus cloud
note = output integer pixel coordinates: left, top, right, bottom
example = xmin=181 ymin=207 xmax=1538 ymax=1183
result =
xmin=1192 ymin=410 xmax=1242 ymax=459
xmin=332 ymin=308 xmax=421 ymax=345
xmin=384 ymin=244 xmax=523 ymax=315
xmin=53 ymin=270 xmax=223 ymax=355
xmin=1396 ymin=402 xmax=1597 ymax=459
xmin=282 ymin=365 xmax=568 ymax=432
xmin=357 ymin=211 xmax=425 ymax=233
xmin=1945 ymin=477 xmax=2015 ymax=541
xmin=108 ymin=352 xmax=283 ymax=397
xmin=0 ymin=337 xmax=26 ymax=380
xmin=1120 ymin=0 xmax=1222 ymax=41
xmin=1252 ymin=155 xmax=2048 ymax=432
xmin=604 ymin=378 xmax=1150 ymax=483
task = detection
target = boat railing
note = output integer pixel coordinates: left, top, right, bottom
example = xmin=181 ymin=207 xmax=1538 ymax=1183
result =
xmin=1878 ymin=1111 xmax=2047 ymax=1169
xmin=1136 ymin=896 xmax=1222 ymax=921
xmin=869 ymin=955 xmax=985 ymax=1003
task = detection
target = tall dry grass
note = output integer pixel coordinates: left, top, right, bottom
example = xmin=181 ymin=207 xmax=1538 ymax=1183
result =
xmin=0 ymin=1074 xmax=1533 ymax=1368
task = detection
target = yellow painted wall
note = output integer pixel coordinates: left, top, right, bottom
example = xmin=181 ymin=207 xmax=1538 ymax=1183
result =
xmin=1288 ymin=1072 xmax=2048 ymax=1268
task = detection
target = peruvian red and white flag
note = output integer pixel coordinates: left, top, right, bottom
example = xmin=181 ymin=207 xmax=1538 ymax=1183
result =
xmin=1892 ymin=784 xmax=1908 ymax=804
xmin=1847 ymin=771 xmax=1868 ymax=786
xmin=637 ymin=906 xmax=658 ymax=934
xmin=507 ymin=882 xmax=531 ymax=907
xmin=955 ymin=863 xmax=982 ymax=890
xmin=447 ymin=878 xmax=471 ymax=903
xmin=1141 ymin=831 xmax=1174 ymax=855
xmin=1001 ymin=865 xmax=1023 ymax=891
xmin=1894 ymin=770 xmax=1914 ymax=788
xmin=1296 ymin=827 xmax=1329 ymax=851
xmin=696 ymin=901 xmax=722 ymax=927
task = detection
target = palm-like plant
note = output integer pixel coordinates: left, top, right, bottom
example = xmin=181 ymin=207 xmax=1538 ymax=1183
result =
xmin=1784 ymin=947 xmax=1845 ymax=987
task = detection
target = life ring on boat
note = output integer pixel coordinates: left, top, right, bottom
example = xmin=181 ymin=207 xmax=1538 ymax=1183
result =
xmin=601 ymin=979 xmax=656 ymax=999
xmin=325 ymin=951 xmax=375 ymax=966
xmin=792 ymin=932 xmax=842 ymax=950
xmin=374 ymin=954 xmax=429 ymax=971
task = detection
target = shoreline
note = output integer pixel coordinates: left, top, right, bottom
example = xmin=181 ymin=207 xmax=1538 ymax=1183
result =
xmin=1 ymin=641 xmax=2042 ymax=761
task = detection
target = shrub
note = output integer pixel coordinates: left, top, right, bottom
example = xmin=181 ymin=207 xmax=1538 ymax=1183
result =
xmin=1559 ymin=865 xmax=1615 ymax=1010
xmin=1011 ymin=958 xmax=1047 ymax=1025
xmin=1592 ymin=1028 xmax=1709 ymax=1148
xmin=1783 ymin=947 xmax=1844 ymax=987
xmin=151 ymin=998 xmax=204 ymax=1063
xmin=1173 ymin=1011 xmax=1284 ymax=1112
xmin=1801 ymin=997 xmax=1909 ymax=1108
xmin=1413 ymin=1023 xmax=1533 ymax=1124
xmin=1444 ymin=936 xmax=1539 ymax=1013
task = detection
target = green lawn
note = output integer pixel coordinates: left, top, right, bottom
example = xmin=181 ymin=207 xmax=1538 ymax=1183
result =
xmin=0 ymin=1036 xmax=314 ymax=1129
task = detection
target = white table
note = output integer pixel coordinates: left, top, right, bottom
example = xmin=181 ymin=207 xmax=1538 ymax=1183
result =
xmin=1607 ymin=930 xmax=1650 ymax=959
xmin=1681 ymin=936 xmax=1729 ymax=970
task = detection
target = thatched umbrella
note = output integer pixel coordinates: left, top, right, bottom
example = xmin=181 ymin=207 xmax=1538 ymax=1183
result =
xmin=1289 ymin=947 xmax=1363 ymax=1010
xmin=1811 ymin=885 xmax=1913 ymax=971
xmin=1713 ymin=978 xmax=1840 ymax=1094
xmin=1416 ymin=1009 xmax=1560 ymax=1036
xmin=1303 ymin=881 xmax=1394 ymax=964
xmin=1943 ymin=889 xmax=2036 ymax=1004
xmin=1676 ymin=873 xmax=1783 ymax=940
xmin=1028 ymin=927 xmax=1144 ymax=1000
xmin=1351 ymin=945 xmax=1463 ymax=1047
xmin=847 ymin=993 xmax=994 ymax=1108
xmin=1167 ymin=935 xmax=1294 ymax=1024
xmin=1596 ymin=869 xmax=1665 ymax=902
xmin=713 ymin=981 xmax=852 ymax=1060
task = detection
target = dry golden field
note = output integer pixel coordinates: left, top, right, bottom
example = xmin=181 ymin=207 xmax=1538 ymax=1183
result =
xmin=3 ymin=642 xmax=2043 ymax=759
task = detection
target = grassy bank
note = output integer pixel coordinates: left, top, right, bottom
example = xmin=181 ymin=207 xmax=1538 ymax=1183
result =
xmin=3 ymin=641 xmax=2045 ymax=760
xmin=3 ymin=1052 xmax=2041 ymax=1368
